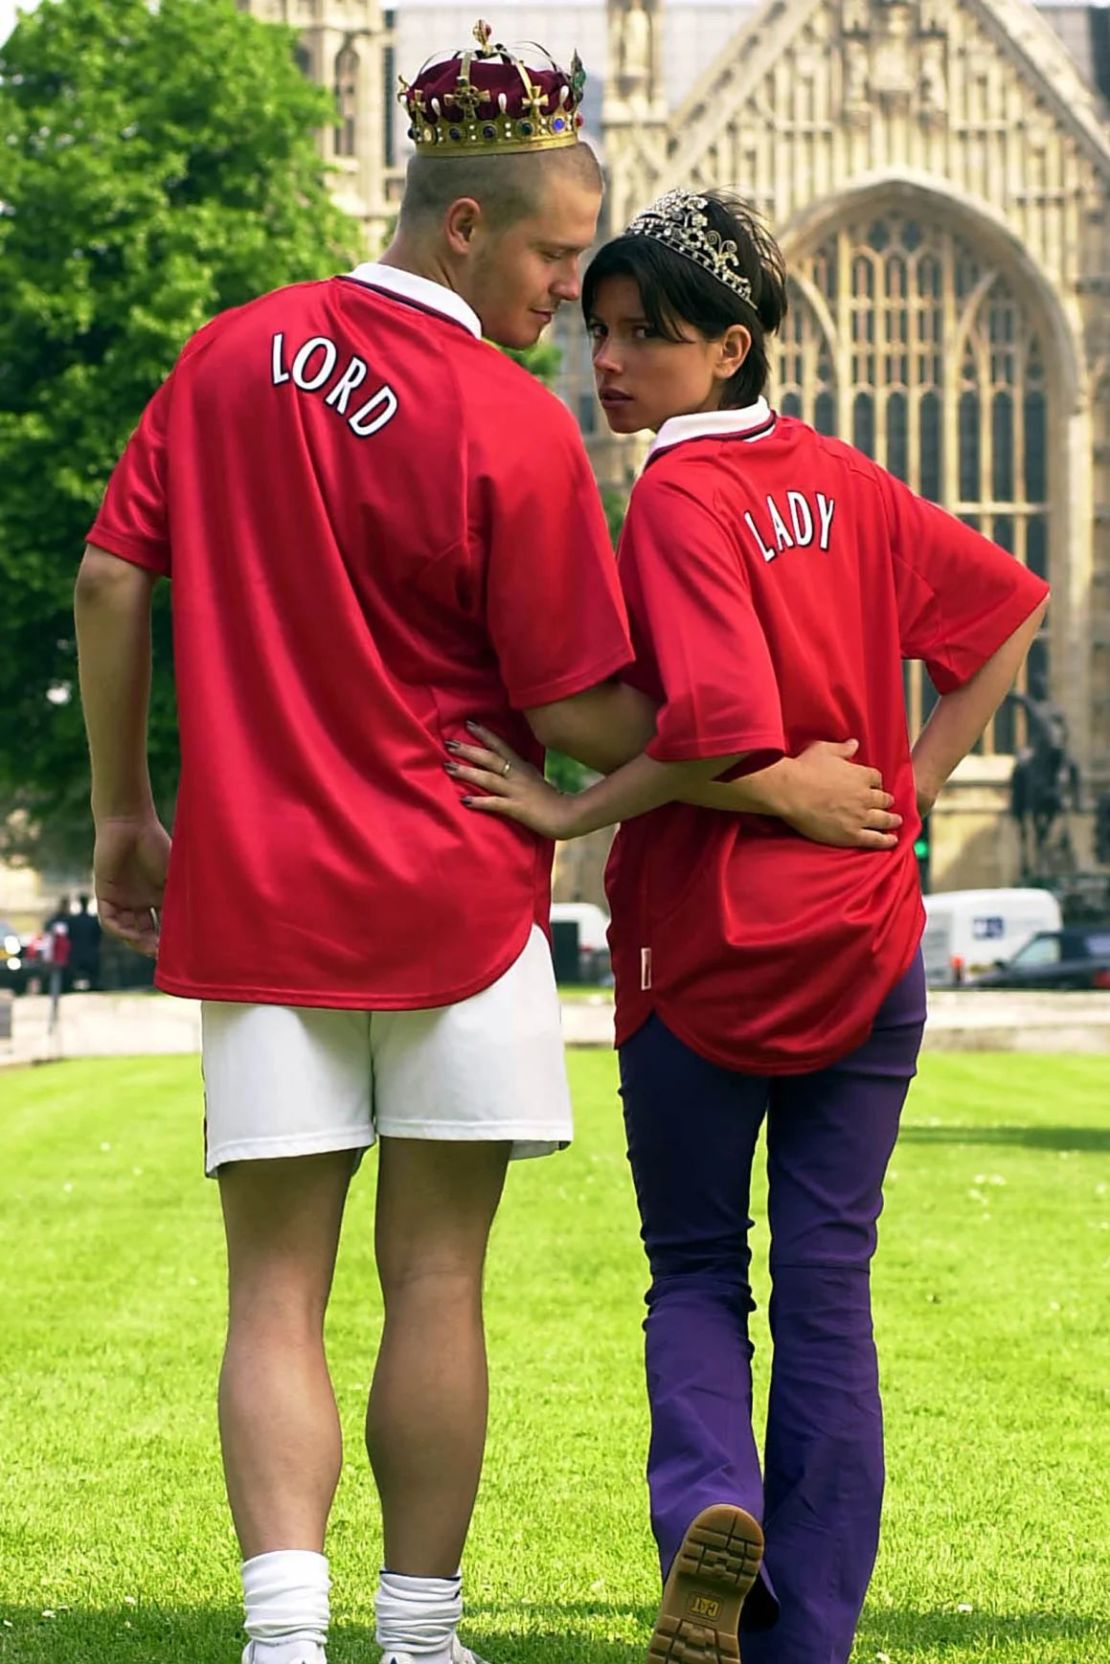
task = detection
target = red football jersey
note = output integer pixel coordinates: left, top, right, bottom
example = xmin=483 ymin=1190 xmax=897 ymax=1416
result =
xmin=89 ymin=264 xmax=633 ymax=1008
xmin=607 ymin=402 xmax=1050 ymax=1072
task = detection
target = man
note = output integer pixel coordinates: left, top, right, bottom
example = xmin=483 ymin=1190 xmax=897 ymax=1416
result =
xmin=76 ymin=20 xmax=897 ymax=1664
xmin=76 ymin=24 xmax=641 ymax=1664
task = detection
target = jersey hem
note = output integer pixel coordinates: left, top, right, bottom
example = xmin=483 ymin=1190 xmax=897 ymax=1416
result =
xmin=507 ymin=645 xmax=634 ymax=711
xmin=87 ymin=521 xmax=170 ymax=575
xmin=928 ymin=580 xmax=1051 ymax=694
xmin=614 ymin=930 xmax=926 ymax=1076
xmin=156 ymin=922 xmax=536 ymax=1011
xmin=647 ymin=729 xmax=786 ymax=764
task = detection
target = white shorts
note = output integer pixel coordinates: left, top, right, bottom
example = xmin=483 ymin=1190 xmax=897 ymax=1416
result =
xmin=201 ymin=926 xmax=572 ymax=1176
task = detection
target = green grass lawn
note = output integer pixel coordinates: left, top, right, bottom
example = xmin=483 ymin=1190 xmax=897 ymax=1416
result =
xmin=0 ymin=1050 xmax=1107 ymax=1664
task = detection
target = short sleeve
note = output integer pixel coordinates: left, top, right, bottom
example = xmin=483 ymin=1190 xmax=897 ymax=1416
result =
xmin=475 ymin=393 xmax=633 ymax=708
xmin=879 ymin=471 xmax=1049 ymax=694
xmin=619 ymin=474 xmax=785 ymax=769
xmin=87 ymin=374 xmax=175 ymax=576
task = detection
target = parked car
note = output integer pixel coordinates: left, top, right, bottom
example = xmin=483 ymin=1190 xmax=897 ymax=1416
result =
xmin=970 ymin=925 xmax=1110 ymax=990
xmin=922 ymin=888 xmax=1062 ymax=987
xmin=0 ymin=921 xmax=30 ymax=995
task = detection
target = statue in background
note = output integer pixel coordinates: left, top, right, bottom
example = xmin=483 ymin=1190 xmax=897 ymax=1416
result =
xmin=615 ymin=0 xmax=654 ymax=96
xmin=1008 ymin=670 xmax=1082 ymax=877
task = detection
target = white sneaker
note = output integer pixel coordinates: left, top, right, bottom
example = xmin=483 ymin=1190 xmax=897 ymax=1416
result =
xmin=450 ymin=1642 xmax=490 ymax=1664
xmin=241 ymin=1644 xmax=327 ymax=1664
xmin=379 ymin=1643 xmax=490 ymax=1664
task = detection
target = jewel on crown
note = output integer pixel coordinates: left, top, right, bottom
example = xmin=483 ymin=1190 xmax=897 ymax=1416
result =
xmin=398 ymin=18 xmax=587 ymax=157
xmin=626 ymin=190 xmax=754 ymax=304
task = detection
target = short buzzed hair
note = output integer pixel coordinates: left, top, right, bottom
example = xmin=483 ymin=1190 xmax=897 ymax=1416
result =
xmin=400 ymin=142 xmax=603 ymax=232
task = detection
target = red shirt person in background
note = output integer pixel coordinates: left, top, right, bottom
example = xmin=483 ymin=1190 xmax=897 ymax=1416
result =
xmin=445 ymin=189 xmax=1049 ymax=1664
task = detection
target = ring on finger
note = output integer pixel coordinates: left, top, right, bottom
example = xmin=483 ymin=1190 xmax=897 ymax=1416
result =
xmin=501 ymin=760 xmax=512 ymax=778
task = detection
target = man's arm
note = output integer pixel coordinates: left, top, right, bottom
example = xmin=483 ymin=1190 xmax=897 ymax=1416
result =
xmin=912 ymin=598 xmax=1049 ymax=817
xmin=683 ymin=743 xmax=901 ymax=849
xmin=75 ymin=546 xmax=171 ymax=954
xmin=75 ymin=548 xmax=159 ymax=819
xmin=526 ymin=688 xmax=900 ymax=849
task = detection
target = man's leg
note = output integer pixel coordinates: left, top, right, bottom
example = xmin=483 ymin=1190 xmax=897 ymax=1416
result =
xmin=218 ymin=1152 xmax=353 ymax=1557
xmin=367 ymin=1136 xmax=509 ymax=1572
xmin=203 ymin=998 xmax=378 ymax=1663
xmin=365 ymin=927 xmax=569 ymax=1663
xmin=366 ymin=1137 xmax=509 ymax=1662
xmin=743 ymin=956 xmax=927 ymax=1664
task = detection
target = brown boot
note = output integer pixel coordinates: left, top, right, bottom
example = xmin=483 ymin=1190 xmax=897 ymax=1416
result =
xmin=646 ymin=1504 xmax=764 ymax=1663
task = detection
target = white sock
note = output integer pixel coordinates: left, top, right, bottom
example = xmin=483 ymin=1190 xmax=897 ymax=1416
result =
xmin=375 ymin=1569 xmax=462 ymax=1661
xmin=242 ymin=1549 xmax=330 ymax=1660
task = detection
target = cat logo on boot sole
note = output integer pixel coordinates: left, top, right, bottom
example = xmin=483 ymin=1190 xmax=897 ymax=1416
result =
xmin=687 ymin=1596 xmax=721 ymax=1619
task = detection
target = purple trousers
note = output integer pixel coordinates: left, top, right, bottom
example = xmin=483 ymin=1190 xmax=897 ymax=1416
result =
xmin=618 ymin=955 xmax=926 ymax=1664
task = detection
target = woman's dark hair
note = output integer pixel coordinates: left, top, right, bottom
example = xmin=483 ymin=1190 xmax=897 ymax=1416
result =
xmin=582 ymin=191 xmax=788 ymax=408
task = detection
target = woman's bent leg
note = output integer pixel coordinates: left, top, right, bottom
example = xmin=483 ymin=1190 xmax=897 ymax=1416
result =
xmin=619 ymin=1015 xmax=777 ymax=1628
xmin=744 ymin=956 xmax=926 ymax=1664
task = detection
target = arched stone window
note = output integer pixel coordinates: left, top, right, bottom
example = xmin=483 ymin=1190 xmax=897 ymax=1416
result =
xmin=335 ymin=47 xmax=359 ymax=159
xmin=777 ymin=212 xmax=1051 ymax=754
xmin=1092 ymin=367 xmax=1110 ymax=742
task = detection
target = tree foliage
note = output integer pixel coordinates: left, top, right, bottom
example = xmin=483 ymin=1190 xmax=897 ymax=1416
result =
xmin=501 ymin=338 xmax=563 ymax=385
xmin=546 ymin=485 xmax=628 ymax=797
xmin=0 ymin=0 xmax=358 ymax=863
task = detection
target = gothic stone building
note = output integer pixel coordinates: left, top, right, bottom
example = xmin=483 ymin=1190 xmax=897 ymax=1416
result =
xmin=239 ymin=1 xmax=1110 ymax=896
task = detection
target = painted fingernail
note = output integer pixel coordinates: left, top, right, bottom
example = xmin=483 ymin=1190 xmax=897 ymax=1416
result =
xmin=444 ymin=763 xmax=459 ymax=775
xmin=445 ymin=740 xmax=461 ymax=752
xmin=461 ymin=797 xmax=474 ymax=806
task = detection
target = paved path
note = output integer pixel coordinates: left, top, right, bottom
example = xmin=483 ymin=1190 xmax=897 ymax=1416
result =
xmin=2 ymin=987 xmax=1110 ymax=1068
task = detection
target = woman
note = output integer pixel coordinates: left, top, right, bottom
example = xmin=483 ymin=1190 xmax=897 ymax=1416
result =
xmin=445 ymin=190 xmax=1048 ymax=1663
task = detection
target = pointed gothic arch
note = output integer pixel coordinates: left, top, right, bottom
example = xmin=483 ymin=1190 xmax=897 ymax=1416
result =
xmin=775 ymin=178 xmax=1077 ymax=755
xmin=334 ymin=45 xmax=360 ymax=160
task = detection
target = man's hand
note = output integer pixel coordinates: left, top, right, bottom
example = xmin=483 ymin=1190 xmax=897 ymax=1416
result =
xmin=776 ymin=741 xmax=902 ymax=849
xmin=93 ymin=814 xmax=172 ymax=957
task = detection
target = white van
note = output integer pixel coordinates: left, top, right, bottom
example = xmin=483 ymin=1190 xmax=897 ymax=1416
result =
xmin=549 ymin=902 xmax=612 ymax=983
xmin=921 ymin=888 xmax=1062 ymax=987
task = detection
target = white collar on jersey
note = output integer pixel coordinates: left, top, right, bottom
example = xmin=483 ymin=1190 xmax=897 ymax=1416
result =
xmin=347 ymin=261 xmax=483 ymax=340
xmin=648 ymin=397 xmax=775 ymax=460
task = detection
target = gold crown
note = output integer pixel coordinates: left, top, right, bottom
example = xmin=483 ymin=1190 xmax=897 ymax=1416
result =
xmin=399 ymin=20 xmax=587 ymax=158
xmin=626 ymin=190 xmax=754 ymax=304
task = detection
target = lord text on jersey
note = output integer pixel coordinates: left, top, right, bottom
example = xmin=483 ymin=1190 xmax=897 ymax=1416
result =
xmin=271 ymin=334 xmax=399 ymax=439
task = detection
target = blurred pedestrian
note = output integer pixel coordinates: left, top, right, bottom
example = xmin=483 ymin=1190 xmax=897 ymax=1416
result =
xmin=68 ymin=894 xmax=102 ymax=991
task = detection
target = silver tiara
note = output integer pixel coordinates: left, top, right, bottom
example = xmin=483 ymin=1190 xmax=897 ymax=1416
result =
xmin=625 ymin=189 xmax=754 ymax=305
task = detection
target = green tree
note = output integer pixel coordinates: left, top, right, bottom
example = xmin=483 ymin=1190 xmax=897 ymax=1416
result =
xmin=545 ymin=484 xmax=630 ymax=794
xmin=0 ymin=0 xmax=358 ymax=864
xmin=501 ymin=338 xmax=563 ymax=384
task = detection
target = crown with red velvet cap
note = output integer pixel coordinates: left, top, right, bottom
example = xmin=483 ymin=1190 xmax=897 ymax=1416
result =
xmin=399 ymin=19 xmax=587 ymax=157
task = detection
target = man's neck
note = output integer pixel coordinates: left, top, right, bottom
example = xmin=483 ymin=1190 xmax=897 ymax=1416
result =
xmin=377 ymin=237 xmax=463 ymax=301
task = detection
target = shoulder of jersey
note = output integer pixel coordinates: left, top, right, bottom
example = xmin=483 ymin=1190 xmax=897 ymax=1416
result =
xmin=800 ymin=422 xmax=880 ymax=481
xmin=179 ymin=280 xmax=326 ymax=359
xmin=637 ymin=443 xmax=717 ymax=499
